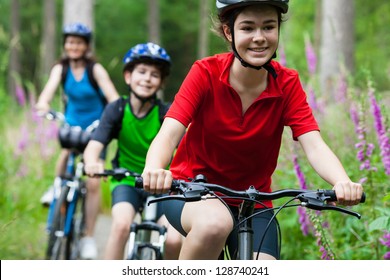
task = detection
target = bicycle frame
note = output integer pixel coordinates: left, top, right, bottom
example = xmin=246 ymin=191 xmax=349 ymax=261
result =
xmin=42 ymin=110 xmax=94 ymax=259
xmin=137 ymin=175 xmax=365 ymax=260
xmin=46 ymin=150 xmax=87 ymax=260
xmin=237 ymin=199 xmax=256 ymax=260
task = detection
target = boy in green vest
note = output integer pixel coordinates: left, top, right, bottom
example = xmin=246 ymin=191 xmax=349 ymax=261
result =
xmin=84 ymin=43 xmax=182 ymax=259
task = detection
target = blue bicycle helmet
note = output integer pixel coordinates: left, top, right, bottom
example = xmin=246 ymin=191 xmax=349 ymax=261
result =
xmin=122 ymin=42 xmax=171 ymax=80
xmin=216 ymin=0 xmax=289 ymax=15
xmin=123 ymin=42 xmax=171 ymax=66
xmin=63 ymin=22 xmax=92 ymax=43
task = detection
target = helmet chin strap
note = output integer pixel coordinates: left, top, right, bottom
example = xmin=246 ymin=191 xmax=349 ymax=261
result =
xmin=129 ymin=86 xmax=157 ymax=106
xmin=229 ymin=18 xmax=278 ymax=79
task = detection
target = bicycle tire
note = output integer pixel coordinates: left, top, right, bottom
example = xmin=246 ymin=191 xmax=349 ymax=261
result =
xmin=69 ymin=180 xmax=87 ymax=259
xmin=128 ymin=244 xmax=161 ymax=260
xmin=46 ymin=186 xmax=72 ymax=260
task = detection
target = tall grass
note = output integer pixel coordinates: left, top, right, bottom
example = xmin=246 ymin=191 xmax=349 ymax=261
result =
xmin=0 ymin=90 xmax=113 ymax=259
xmin=272 ymin=50 xmax=390 ymax=259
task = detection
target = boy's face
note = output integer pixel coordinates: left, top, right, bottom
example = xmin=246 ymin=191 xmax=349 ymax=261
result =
xmin=124 ymin=63 xmax=162 ymax=97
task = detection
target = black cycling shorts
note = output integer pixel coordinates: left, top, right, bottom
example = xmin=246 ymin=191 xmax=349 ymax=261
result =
xmin=111 ymin=185 xmax=164 ymax=220
xmin=162 ymin=199 xmax=280 ymax=259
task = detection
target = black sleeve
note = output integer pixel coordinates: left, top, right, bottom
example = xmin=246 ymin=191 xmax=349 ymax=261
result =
xmin=91 ymin=98 xmax=124 ymax=146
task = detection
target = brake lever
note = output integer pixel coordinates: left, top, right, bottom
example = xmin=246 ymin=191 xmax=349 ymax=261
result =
xmin=298 ymin=193 xmax=362 ymax=219
xmin=318 ymin=204 xmax=362 ymax=219
xmin=148 ymin=182 xmax=210 ymax=205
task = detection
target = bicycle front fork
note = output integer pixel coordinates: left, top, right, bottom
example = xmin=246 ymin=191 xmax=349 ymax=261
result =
xmin=127 ymin=222 xmax=167 ymax=260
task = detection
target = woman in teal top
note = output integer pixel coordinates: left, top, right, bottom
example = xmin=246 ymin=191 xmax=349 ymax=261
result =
xmin=83 ymin=43 xmax=182 ymax=259
xmin=35 ymin=23 xmax=119 ymax=260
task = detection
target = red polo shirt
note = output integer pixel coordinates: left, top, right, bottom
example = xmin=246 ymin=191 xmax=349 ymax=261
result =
xmin=166 ymin=52 xmax=319 ymax=207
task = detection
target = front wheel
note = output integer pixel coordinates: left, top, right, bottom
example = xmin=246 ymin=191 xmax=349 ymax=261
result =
xmin=46 ymin=186 xmax=72 ymax=260
xmin=128 ymin=244 xmax=161 ymax=260
xmin=69 ymin=180 xmax=86 ymax=259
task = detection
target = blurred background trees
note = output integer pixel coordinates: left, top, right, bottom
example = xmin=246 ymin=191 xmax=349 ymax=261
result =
xmin=4 ymin=0 xmax=390 ymax=103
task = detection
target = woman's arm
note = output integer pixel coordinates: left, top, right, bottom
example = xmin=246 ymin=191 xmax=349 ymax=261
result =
xmin=298 ymin=130 xmax=363 ymax=206
xmin=35 ymin=64 xmax=63 ymax=112
xmin=93 ymin=63 xmax=120 ymax=103
xmin=142 ymin=117 xmax=186 ymax=194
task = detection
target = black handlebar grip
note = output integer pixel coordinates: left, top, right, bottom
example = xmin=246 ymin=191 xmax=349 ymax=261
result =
xmin=135 ymin=176 xmax=144 ymax=189
xmin=360 ymin=192 xmax=366 ymax=203
xmin=323 ymin=190 xmax=366 ymax=203
xmin=323 ymin=190 xmax=337 ymax=202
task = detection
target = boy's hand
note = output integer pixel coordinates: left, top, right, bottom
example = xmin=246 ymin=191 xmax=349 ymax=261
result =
xmin=84 ymin=162 xmax=105 ymax=178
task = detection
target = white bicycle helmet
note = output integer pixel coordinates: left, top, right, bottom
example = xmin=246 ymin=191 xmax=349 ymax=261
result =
xmin=216 ymin=0 xmax=289 ymax=15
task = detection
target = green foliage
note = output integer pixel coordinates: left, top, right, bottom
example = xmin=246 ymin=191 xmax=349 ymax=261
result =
xmin=3 ymin=0 xmax=390 ymax=99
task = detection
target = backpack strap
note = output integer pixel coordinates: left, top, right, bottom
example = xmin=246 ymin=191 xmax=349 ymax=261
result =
xmin=61 ymin=60 xmax=107 ymax=106
xmin=86 ymin=61 xmax=100 ymax=93
xmin=113 ymin=96 xmax=128 ymax=137
xmin=156 ymin=99 xmax=171 ymax=124
xmin=61 ymin=61 xmax=69 ymax=89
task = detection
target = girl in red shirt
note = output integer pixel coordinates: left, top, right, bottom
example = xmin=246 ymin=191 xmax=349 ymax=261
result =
xmin=142 ymin=0 xmax=364 ymax=260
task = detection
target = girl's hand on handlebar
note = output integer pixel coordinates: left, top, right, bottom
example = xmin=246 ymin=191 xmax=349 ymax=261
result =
xmin=141 ymin=168 xmax=173 ymax=194
xmin=332 ymin=181 xmax=364 ymax=206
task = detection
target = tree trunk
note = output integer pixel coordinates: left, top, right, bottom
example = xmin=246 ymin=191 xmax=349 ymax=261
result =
xmin=148 ymin=0 xmax=160 ymax=44
xmin=148 ymin=0 xmax=164 ymax=100
xmin=319 ymin=0 xmax=355 ymax=99
xmin=63 ymin=0 xmax=95 ymax=51
xmin=40 ymin=0 xmax=56 ymax=85
xmin=9 ymin=0 xmax=21 ymax=99
xmin=63 ymin=0 xmax=95 ymax=32
xmin=197 ymin=0 xmax=210 ymax=59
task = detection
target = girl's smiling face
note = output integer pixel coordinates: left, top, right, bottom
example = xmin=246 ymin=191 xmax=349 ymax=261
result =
xmin=224 ymin=5 xmax=280 ymax=68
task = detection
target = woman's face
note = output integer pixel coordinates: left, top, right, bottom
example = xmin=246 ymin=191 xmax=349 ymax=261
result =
xmin=125 ymin=63 xmax=162 ymax=98
xmin=224 ymin=5 xmax=279 ymax=67
xmin=64 ymin=35 xmax=89 ymax=59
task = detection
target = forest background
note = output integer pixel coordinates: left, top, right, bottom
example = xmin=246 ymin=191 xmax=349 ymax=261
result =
xmin=0 ymin=0 xmax=389 ymax=260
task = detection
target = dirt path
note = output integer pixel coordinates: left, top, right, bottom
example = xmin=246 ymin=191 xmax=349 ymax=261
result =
xmin=94 ymin=213 xmax=142 ymax=259
xmin=94 ymin=214 xmax=112 ymax=259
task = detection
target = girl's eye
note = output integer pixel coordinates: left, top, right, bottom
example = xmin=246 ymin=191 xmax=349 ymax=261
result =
xmin=264 ymin=24 xmax=277 ymax=31
xmin=240 ymin=26 xmax=253 ymax=31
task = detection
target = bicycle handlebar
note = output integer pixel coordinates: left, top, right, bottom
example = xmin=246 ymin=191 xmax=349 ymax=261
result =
xmin=38 ymin=110 xmax=65 ymax=122
xmin=135 ymin=175 xmax=365 ymax=219
xmin=91 ymin=168 xmax=141 ymax=181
